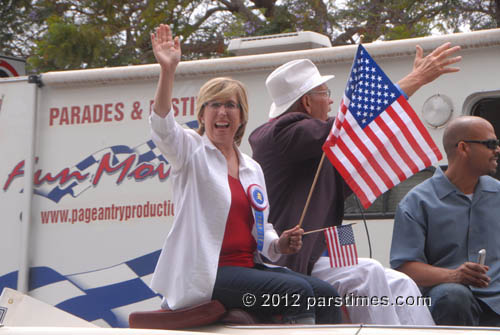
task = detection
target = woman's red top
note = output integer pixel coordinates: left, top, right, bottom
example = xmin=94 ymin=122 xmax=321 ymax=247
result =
xmin=218 ymin=175 xmax=256 ymax=267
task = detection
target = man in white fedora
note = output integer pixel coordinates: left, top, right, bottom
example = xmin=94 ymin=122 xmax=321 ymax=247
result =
xmin=249 ymin=43 xmax=462 ymax=325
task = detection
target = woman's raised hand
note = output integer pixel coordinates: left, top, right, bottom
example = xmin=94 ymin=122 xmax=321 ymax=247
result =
xmin=151 ymin=24 xmax=181 ymax=72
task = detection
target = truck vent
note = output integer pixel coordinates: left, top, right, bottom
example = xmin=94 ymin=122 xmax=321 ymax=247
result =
xmin=228 ymin=31 xmax=332 ymax=56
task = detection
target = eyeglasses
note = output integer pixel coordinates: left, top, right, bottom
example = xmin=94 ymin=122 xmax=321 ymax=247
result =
xmin=308 ymin=89 xmax=331 ymax=98
xmin=204 ymin=101 xmax=240 ymax=111
xmin=458 ymin=139 xmax=500 ymax=150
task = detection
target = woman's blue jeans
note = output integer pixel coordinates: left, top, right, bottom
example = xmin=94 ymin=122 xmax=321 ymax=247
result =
xmin=212 ymin=263 xmax=342 ymax=324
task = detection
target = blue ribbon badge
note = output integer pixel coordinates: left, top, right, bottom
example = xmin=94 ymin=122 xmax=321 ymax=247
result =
xmin=247 ymin=184 xmax=268 ymax=252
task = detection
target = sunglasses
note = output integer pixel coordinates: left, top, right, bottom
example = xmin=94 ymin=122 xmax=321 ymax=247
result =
xmin=458 ymin=139 xmax=500 ymax=150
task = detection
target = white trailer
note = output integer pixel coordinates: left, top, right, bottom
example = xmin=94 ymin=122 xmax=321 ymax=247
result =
xmin=1 ymin=28 xmax=500 ymax=327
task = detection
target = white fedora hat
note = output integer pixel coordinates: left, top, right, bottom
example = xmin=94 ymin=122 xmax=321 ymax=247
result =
xmin=266 ymin=59 xmax=334 ymax=118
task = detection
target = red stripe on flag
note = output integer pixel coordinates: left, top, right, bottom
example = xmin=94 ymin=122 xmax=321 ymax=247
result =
xmin=322 ymin=144 xmax=370 ymax=207
xmin=342 ymin=120 xmax=394 ymax=190
xmin=331 ymin=228 xmax=338 ymax=268
xmin=397 ymin=97 xmax=443 ymax=161
xmin=386 ymin=105 xmax=432 ymax=168
xmin=374 ymin=116 xmax=419 ymax=174
xmin=337 ymin=136 xmax=381 ymax=200
xmin=364 ymin=124 xmax=405 ymax=183
xmin=324 ymin=228 xmax=335 ymax=267
xmin=339 ymin=231 xmax=348 ymax=267
xmin=332 ymin=227 xmax=342 ymax=267
xmin=337 ymin=102 xmax=348 ymax=129
xmin=345 ymin=246 xmax=351 ymax=266
xmin=348 ymin=245 xmax=355 ymax=266
xmin=325 ymin=100 xmax=348 ymax=146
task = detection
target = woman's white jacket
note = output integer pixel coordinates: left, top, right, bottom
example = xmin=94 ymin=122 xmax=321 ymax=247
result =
xmin=149 ymin=111 xmax=281 ymax=310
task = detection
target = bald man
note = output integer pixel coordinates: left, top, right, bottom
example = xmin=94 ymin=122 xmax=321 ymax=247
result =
xmin=390 ymin=116 xmax=500 ymax=326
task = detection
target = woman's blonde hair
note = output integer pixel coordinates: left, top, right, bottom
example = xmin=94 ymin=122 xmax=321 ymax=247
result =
xmin=196 ymin=77 xmax=249 ymax=146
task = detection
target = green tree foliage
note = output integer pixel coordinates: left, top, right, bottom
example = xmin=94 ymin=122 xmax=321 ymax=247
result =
xmin=28 ymin=0 xmax=187 ymax=71
xmin=1 ymin=0 xmax=498 ymax=73
xmin=0 ymin=0 xmax=36 ymax=57
xmin=433 ymin=0 xmax=500 ymax=32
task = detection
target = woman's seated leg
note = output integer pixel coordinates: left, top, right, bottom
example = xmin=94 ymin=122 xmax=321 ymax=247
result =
xmin=212 ymin=265 xmax=340 ymax=324
xmin=262 ymin=265 xmax=342 ymax=324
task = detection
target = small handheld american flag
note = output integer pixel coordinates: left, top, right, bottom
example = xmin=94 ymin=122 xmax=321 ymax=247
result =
xmin=324 ymin=225 xmax=358 ymax=268
xmin=322 ymin=44 xmax=442 ymax=208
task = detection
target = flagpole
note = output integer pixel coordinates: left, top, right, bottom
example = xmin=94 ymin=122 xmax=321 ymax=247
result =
xmin=303 ymin=222 xmax=357 ymax=235
xmin=297 ymin=152 xmax=326 ymax=228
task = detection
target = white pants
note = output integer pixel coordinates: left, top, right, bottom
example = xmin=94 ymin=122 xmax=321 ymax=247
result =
xmin=311 ymin=257 xmax=435 ymax=325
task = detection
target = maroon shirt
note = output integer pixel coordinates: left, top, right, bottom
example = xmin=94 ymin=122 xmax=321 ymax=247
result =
xmin=249 ymin=112 xmax=350 ymax=275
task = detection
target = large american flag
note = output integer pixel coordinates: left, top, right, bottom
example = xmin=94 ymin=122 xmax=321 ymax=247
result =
xmin=322 ymin=44 xmax=441 ymax=208
xmin=324 ymin=225 xmax=358 ymax=268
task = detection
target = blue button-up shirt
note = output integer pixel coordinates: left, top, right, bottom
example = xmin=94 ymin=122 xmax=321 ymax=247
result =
xmin=390 ymin=167 xmax=500 ymax=314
